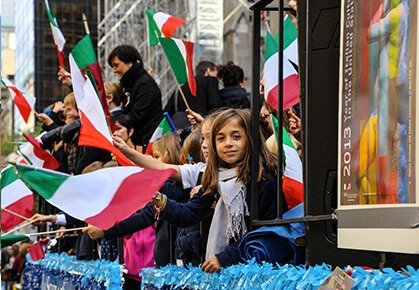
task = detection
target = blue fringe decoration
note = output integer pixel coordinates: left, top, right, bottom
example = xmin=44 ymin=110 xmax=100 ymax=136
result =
xmin=141 ymin=260 xmax=419 ymax=290
xmin=22 ymin=253 xmax=123 ymax=289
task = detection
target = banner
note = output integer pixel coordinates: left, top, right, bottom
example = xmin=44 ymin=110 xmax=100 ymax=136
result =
xmin=337 ymin=0 xmax=418 ymax=254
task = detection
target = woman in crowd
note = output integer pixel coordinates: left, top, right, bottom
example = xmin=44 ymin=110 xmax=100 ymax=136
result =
xmin=217 ymin=62 xmax=250 ymax=109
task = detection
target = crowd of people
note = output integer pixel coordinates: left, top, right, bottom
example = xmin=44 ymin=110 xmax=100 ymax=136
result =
xmin=6 ymin=20 xmax=303 ymax=288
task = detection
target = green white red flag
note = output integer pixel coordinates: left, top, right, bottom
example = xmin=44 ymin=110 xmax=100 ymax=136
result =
xmin=69 ymin=35 xmax=112 ymax=127
xmin=27 ymin=237 xmax=50 ymax=261
xmin=18 ymin=133 xmax=60 ymax=170
xmin=264 ymin=27 xmax=299 ymax=111
xmin=272 ymin=115 xmax=304 ymax=209
xmin=44 ymin=0 xmax=66 ymax=67
xmin=145 ymin=112 xmax=176 ymax=155
xmin=283 ymin=15 xmax=298 ymax=67
xmin=69 ymin=37 xmax=133 ymax=166
xmin=159 ymin=37 xmax=196 ymax=96
xmin=1 ymin=165 xmax=34 ymax=232
xmin=1 ymin=132 xmax=59 ymax=232
xmin=145 ymin=9 xmax=185 ymax=46
xmin=1 ymin=77 xmax=35 ymax=123
xmin=14 ymin=163 xmax=175 ymax=230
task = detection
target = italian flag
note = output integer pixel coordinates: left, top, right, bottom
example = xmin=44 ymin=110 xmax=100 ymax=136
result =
xmin=1 ymin=77 xmax=35 ymax=124
xmin=283 ymin=15 xmax=298 ymax=67
xmin=18 ymin=133 xmax=60 ymax=170
xmin=272 ymin=115 xmax=304 ymax=209
xmin=159 ymin=37 xmax=196 ymax=96
xmin=69 ymin=37 xmax=132 ymax=166
xmin=14 ymin=163 xmax=175 ymax=230
xmin=1 ymin=166 xmax=34 ymax=232
xmin=145 ymin=9 xmax=185 ymax=46
xmin=145 ymin=112 xmax=176 ymax=155
xmin=69 ymin=35 xmax=111 ymax=127
xmin=44 ymin=0 xmax=66 ymax=67
xmin=264 ymin=30 xmax=300 ymax=111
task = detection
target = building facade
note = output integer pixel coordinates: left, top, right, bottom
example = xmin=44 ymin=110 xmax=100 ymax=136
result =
xmin=14 ymin=0 xmax=99 ymax=119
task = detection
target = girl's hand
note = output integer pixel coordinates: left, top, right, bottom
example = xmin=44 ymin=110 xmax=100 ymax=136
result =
xmin=36 ymin=113 xmax=54 ymax=126
xmin=29 ymin=213 xmax=57 ymax=226
xmin=202 ymin=256 xmax=221 ymax=273
xmin=53 ymin=140 xmax=64 ymax=152
xmin=82 ymin=224 xmax=104 ymax=240
xmin=112 ymin=136 xmax=130 ymax=153
xmin=152 ymin=192 xmax=167 ymax=213
xmin=52 ymin=101 xmax=64 ymax=113
xmin=56 ymin=226 xmax=66 ymax=239
xmin=190 ymin=185 xmax=202 ymax=198
xmin=288 ymin=0 xmax=297 ymax=11
xmin=186 ymin=109 xmax=204 ymax=126
xmin=288 ymin=109 xmax=301 ymax=135
xmin=58 ymin=67 xmax=72 ymax=86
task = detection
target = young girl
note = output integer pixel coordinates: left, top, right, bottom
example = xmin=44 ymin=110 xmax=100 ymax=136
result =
xmin=179 ymin=128 xmax=204 ymax=165
xmin=152 ymin=133 xmax=182 ymax=164
xmin=175 ymin=127 xmax=212 ymax=266
xmin=154 ymin=108 xmax=284 ymax=272
xmin=83 ymin=111 xmax=221 ymax=238
xmin=83 ymin=131 xmax=190 ymax=267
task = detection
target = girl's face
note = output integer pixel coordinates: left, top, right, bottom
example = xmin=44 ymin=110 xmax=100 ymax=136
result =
xmin=201 ymin=120 xmax=211 ymax=162
xmin=215 ymin=119 xmax=247 ymax=168
xmin=64 ymin=104 xmax=79 ymax=123
xmin=112 ymin=121 xmax=132 ymax=142
xmin=152 ymin=148 xmax=164 ymax=162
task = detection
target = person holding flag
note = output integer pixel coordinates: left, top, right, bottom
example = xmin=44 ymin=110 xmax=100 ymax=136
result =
xmin=107 ymin=45 xmax=163 ymax=152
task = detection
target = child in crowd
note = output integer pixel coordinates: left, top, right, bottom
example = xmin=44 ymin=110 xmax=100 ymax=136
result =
xmin=150 ymin=133 xmax=190 ymax=267
xmin=153 ymin=108 xmax=284 ymax=272
xmin=175 ymin=128 xmax=214 ymax=266
xmin=82 ymin=111 xmax=222 ymax=254
xmin=109 ymin=113 xmax=157 ymax=289
xmin=40 ymin=93 xmax=111 ymax=174
xmin=84 ymin=132 xmax=190 ymax=265
xmin=104 ymin=82 xmax=125 ymax=117
xmin=179 ymin=128 xmax=204 ymax=165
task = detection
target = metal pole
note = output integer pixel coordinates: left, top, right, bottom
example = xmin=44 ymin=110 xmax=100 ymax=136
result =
xmin=277 ymin=0 xmax=284 ymax=219
xmin=250 ymin=9 xmax=261 ymax=223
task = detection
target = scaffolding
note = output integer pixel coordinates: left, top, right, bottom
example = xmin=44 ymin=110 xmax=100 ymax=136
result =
xmin=97 ymin=0 xmax=194 ymax=106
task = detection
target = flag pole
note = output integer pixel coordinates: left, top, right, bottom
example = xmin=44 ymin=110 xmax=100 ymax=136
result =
xmin=1 ymin=208 xmax=31 ymax=222
xmin=153 ymin=31 xmax=191 ymax=110
xmin=145 ymin=9 xmax=152 ymax=70
xmin=177 ymin=84 xmax=191 ymax=111
xmin=82 ymin=13 xmax=90 ymax=34
xmin=1 ymin=220 xmax=36 ymax=237
xmin=262 ymin=12 xmax=271 ymax=34
xmin=28 ymin=227 xmax=85 ymax=236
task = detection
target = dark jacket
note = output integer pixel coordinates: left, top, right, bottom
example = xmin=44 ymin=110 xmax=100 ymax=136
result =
xmin=161 ymin=175 xmax=284 ymax=267
xmin=165 ymin=75 xmax=221 ymax=116
xmin=121 ymin=62 xmax=163 ymax=147
xmin=164 ymin=75 xmax=221 ymax=130
xmin=219 ymin=87 xmax=250 ymax=109
xmin=40 ymin=119 xmax=111 ymax=175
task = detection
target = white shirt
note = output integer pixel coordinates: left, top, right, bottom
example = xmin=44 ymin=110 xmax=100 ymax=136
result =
xmin=179 ymin=162 xmax=206 ymax=189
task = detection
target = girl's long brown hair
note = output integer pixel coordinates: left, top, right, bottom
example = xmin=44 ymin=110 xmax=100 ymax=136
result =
xmin=152 ymin=133 xmax=182 ymax=165
xmin=202 ymin=108 xmax=277 ymax=195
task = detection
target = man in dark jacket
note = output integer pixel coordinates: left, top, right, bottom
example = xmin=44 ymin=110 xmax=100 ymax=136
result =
xmin=108 ymin=45 xmax=163 ymax=151
xmin=164 ymin=61 xmax=221 ymax=129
